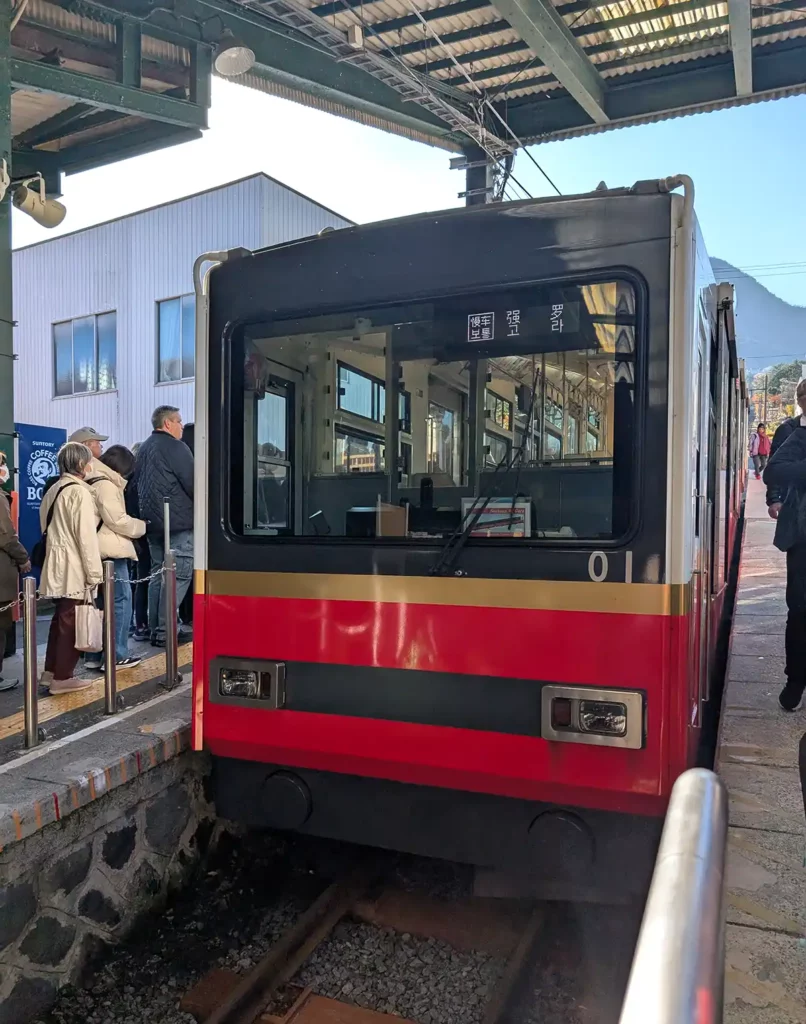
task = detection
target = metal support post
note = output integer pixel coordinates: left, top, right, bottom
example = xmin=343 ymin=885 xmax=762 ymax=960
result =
xmin=164 ymin=548 xmax=179 ymax=690
xmin=0 ymin=3 xmax=15 ymax=460
xmin=459 ymin=146 xmax=493 ymax=206
xmin=102 ymin=560 xmax=117 ymax=714
xmin=162 ymin=498 xmax=179 ymax=690
xmin=22 ymin=576 xmax=38 ymax=749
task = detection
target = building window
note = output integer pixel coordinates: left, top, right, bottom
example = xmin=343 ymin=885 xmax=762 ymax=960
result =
xmin=158 ymin=294 xmax=195 ymax=382
xmin=427 ymin=402 xmax=457 ymax=480
xmin=486 ymin=390 xmax=512 ymax=431
xmin=337 ymin=362 xmax=410 ymax=430
xmin=53 ymin=312 xmax=117 ymax=397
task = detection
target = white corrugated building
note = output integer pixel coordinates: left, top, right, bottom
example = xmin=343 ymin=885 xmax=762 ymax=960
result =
xmin=13 ymin=174 xmax=352 ymax=447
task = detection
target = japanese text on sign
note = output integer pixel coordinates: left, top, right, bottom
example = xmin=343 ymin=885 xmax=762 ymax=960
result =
xmin=550 ymin=303 xmax=564 ymax=332
xmin=468 ymin=312 xmax=495 ymax=342
xmin=506 ymin=309 xmax=520 ymax=337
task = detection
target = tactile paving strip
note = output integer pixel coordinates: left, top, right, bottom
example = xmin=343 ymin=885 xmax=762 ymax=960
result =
xmin=0 ymin=643 xmax=192 ymax=741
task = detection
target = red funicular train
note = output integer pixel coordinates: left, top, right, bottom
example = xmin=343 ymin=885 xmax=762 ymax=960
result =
xmin=191 ymin=177 xmax=747 ymax=898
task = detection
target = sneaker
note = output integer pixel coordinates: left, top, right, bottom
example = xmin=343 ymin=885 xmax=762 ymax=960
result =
xmin=49 ymin=676 xmax=94 ymax=694
xmin=0 ymin=676 xmax=20 ymax=692
xmin=39 ymin=670 xmax=54 ymax=685
xmin=83 ymin=660 xmax=103 ymax=672
xmin=150 ymin=636 xmax=166 ymax=649
xmin=133 ymin=627 xmax=150 ymax=642
xmin=778 ymin=681 xmax=804 ymax=712
xmin=116 ymin=656 xmax=142 ymax=670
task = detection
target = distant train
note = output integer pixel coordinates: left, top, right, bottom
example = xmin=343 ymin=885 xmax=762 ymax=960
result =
xmin=191 ymin=177 xmax=747 ymax=899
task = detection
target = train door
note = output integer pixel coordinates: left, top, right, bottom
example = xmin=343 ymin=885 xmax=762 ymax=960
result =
xmin=691 ymin=306 xmax=714 ymax=723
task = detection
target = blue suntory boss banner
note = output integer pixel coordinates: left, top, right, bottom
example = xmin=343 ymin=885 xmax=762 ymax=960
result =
xmin=15 ymin=422 xmax=66 ymax=574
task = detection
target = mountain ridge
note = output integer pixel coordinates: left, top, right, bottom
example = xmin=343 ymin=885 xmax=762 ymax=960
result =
xmin=711 ymin=258 xmax=806 ymax=374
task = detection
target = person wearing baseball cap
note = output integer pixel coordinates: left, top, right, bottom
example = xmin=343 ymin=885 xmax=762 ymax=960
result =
xmin=68 ymin=428 xmax=108 ymax=477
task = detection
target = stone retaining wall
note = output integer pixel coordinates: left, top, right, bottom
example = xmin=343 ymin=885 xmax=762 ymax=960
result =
xmin=0 ymin=745 xmax=212 ymax=1023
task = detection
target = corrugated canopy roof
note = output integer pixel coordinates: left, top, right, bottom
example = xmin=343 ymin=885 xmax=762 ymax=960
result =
xmin=12 ymin=1 xmax=806 ymax=188
xmin=205 ymin=0 xmax=806 ymax=153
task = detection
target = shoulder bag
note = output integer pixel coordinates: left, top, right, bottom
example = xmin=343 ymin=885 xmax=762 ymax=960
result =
xmin=30 ymin=482 xmax=78 ymax=568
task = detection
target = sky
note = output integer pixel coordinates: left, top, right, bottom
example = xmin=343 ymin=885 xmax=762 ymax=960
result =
xmin=12 ymin=79 xmax=806 ymax=307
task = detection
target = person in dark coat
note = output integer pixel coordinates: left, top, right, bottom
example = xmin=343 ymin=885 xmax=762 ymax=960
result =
xmin=133 ymin=406 xmax=193 ymax=647
xmin=127 ymin=442 xmax=151 ymax=641
xmin=765 ymin=380 xmax=806 ymax=520
xmin=763 ymin=415 xmax=806 ymax=711
xmin=0 ymin=490 xmax=30 ymax=691
xmin=178 ymin=424 xmax=194 ymax=628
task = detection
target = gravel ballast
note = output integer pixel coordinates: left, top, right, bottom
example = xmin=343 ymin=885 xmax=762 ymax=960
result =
xmin=39 ymin=834 xmax=616 ymax=1024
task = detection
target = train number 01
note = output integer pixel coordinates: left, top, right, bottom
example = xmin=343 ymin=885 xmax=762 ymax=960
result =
xmin=587 ymin=551 xmax=633 ymax=583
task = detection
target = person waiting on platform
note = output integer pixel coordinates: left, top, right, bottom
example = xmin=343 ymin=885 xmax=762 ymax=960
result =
xmin=766 ymin=381 xmax=806 ymax=520
xmin=749 ymin=422 xmax=771 ymax=480
xmin=0 ymin=467 xmax=30 ymax=692
xmin=38 ymin=442 xmax=102 ymax=694
xmin=764 ymin=417 xmax=806 ymax=712
xmin=133 ymin=406 xmax=194 ymax=648
xmin=84 ymin=445 xmax=146 ymax=672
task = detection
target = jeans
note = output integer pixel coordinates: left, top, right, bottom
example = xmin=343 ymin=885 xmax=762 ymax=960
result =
xmin=752 ymin=454 xmax=768 ymax=476
xmin=113 ymin=559 xmax=131 ymax=662
xmin=131 ymin=540 xmax=150 ymax=631
xmin=147 ymin=531 xmax=193 ymax=641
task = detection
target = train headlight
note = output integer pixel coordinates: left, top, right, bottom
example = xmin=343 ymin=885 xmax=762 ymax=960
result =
xmin=213 ymin=660 xmax=287 ymax=708
xmin=578 ymin=700 xmax=628 ymax=737
xmin=220 ymin=669 xmax=259 ymax=698
xmin=541 ymin=686 xmax=643 ymax=749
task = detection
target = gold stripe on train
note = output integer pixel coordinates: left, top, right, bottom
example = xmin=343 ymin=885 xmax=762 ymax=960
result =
xmin=198 ymin=570 xmax=691 ymax=617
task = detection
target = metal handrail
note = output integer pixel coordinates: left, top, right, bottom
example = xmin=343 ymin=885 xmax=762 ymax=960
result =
xmin=619 ymin=768 xmax=728 ymax=1024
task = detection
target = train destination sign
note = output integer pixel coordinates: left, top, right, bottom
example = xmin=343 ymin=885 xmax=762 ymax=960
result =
xmin=466 ymin=301 xmax=581 ymax=343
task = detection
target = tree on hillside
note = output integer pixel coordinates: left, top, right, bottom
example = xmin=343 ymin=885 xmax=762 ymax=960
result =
xmin=754 ymin=360 xmax=802 ymax=396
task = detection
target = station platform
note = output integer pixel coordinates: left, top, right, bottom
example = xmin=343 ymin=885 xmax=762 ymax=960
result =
xmin=0 ymin=628 xmax=192 ymax=766
xmin=719 ymin=478 xmax=806 ymax=1022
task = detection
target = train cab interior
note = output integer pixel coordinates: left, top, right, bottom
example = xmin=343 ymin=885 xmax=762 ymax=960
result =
xmin=233 ymin=278 xmax=639 ymax=544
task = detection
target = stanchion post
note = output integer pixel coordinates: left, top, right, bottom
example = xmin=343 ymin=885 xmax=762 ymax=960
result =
xmin=164 ymin=548 xmax=178 ymax=690
xmin=103 ymin=559 xmax=117 ymax=714
xmin=163 ymin=497 xmax=178 ymax=690
xmin=22 ymin=576 xmax=39 ymax=749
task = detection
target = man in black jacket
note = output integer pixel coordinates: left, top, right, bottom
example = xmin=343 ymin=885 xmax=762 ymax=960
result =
xmin=764 ymin=416 xmax=806 ymax=711
xmin=133 ymin=406 xmax=193 ymax=648
xmin=765 ymin=380 xmax=806 ymax=519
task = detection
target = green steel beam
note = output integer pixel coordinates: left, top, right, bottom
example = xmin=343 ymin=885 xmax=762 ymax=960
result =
xmin=0 ymin=4 xmax=13 ymax=450
xmin=13 ymin=101 xmax=92 ymax=147
xmin=727 ymin=0 xmax=753 ymax=96
xmin=492 ymin=0 xmax=608 ymax=123
xmin=119 ymin=19 xmax=142 ymax=89
xmin=10 ymin=58 xmax=208 ymax=129
xmin=54 ymin=122 xmax=203 ymax=174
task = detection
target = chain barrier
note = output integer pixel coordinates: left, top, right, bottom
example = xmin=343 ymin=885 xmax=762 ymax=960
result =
xmin=0 ymin=565 xmax=167 ymax=614
xmin=8 ymin=556 xmax=180 ymax=750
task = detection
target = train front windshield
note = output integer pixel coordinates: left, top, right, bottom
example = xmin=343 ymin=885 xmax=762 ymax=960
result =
xmin=230 ymin=277 xmax=638 ymax=543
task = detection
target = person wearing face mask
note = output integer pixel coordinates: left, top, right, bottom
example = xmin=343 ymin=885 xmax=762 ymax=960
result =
xmin=132 ymin=406 xmax=193 ymax=649
xmin=38 ymin=442 xmax=103 ymax=694
xmin=0 ymin=453 xmax=31 ymax=692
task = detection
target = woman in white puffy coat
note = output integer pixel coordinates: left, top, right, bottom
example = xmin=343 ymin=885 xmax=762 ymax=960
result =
xmin=39 ymin=442 xmax=102 ymax=694
xmin=85 ymin=445 xmax=146 ymax=670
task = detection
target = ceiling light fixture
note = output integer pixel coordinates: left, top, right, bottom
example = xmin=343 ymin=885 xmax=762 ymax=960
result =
xmin=214 ymin=34 xmax=256 ymax=77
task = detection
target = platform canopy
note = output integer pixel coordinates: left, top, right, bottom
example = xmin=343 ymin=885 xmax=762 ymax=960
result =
xmin=102 ymin=0 xmax=806 ymax=162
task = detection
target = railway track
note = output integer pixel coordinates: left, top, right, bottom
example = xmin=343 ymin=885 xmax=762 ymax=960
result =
xmin=180 ymin=869 xmax=550 ymax=1024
